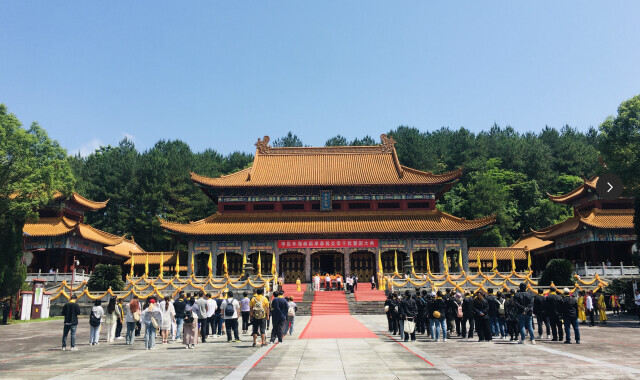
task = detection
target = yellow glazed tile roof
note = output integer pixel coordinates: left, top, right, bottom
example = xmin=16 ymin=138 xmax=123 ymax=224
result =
xmin=511 ymin=235 xmax=554 ymax=251
xmin=52 ymin=192 xmax=109 ymax=211
xmin=124 ymin=252 xmax=183 ymax=265
xmin=104 ymin=238 xmax=146 ymax=258
xmin=190 ymin=135 xmax=462 ymax=188
xmin=547 ymin=176 xmax=598 ymax=204
xmin=160 ymin=210 xmax=496 ymax=236
xmin=468 ymin=247 xmax=527 ymax=261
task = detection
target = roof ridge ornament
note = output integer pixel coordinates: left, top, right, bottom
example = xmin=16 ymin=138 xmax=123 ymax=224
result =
xmin=380 ymin=134 xmax=396 ymax=153
xmin=255 ymin=136 xmax=271 ymax=154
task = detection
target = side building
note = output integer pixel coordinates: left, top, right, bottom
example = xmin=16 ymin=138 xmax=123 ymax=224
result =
xmin=160 ymin=135 xmax=495 ymax=282
xmin=23 ymin=192 xmax=145 ymax=274
xmin=512 ymin=176 xmax=636 ymax=269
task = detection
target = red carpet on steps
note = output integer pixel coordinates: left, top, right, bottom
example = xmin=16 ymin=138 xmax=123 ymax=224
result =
xmin=353 ymin=288 xmax=387 ymax=301
xmin=280 ymin=284 xmax=304 ymax=302
xmin=299 ymin=291 xmax=377 ymax=339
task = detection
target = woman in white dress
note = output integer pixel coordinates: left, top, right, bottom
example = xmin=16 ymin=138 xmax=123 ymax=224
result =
xmin=160 ymin=296 xmax=175 ymax=344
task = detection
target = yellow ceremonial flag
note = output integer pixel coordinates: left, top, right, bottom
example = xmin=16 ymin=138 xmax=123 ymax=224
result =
xmin=207 ymin=252 xmax=213 ymax=276
xmin=223 ymin=252 xmax=228 ymax=276
xmin=175 ymin=252 xmax=180 ymax=276
xmin=130 ymin=254 xmax=134 ymax=277
xmin=443 ymin=251 xmax=449 ymax=273
xmin=492 ymin=250 xmax=497 ymax=272
xmin=160 ymin=252 xmax=164 ymax=277
xmin=378 ymin=250 xmax=383 ymax=273
xmin=511 ymin=250 xmax=516 ymax=272
xmin=271 ymin=252 xmax=276 ymax=277
xmin=476 ymin=251 xmax=481 ymax=272
xmin=144 ymin=253 xmax=149 ymax=277
xmin=257 ymin=252 xmax=262 ymax=275
xmin=190 ymin=252 xmax=194 ymax=275
xmin=409 ymin=251 xmax=414 ymax=273
xmin=458 ymin=249 xmax=463 ymax=272
xmin=527 ymin=251 xmax=532 ymax=272
xmin=242 ymin=251 xmax=247 ymax=274
xmin=394 ymin=250 xmax=398 ymax=274
xmin=426 ymin=251 xmax=431 ymax=273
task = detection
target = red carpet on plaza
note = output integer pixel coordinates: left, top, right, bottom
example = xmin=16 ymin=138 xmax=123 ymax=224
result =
xmin=280 ymin=283 xmax=304 ymax=302
xmin=299 ymin=291 xmax=377 ymax=339
xmin=353 ymin=288 xmax=387 ymax=301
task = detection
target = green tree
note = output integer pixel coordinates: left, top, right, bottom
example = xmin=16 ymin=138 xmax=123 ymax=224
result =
xmin=273 ymin=132 xmax=304 ymax=147
xmin=325 ymin=135 xmax=348 ymax=146
xmin=87 ymin=264 xmax=125 ymax=291
xmin=0 ymin=104 xmax=74 ymax=298
xmin=539 ymin=259 xmax=574 ymax=286
xmin=599 ymin=94 xmax=640 ymax=250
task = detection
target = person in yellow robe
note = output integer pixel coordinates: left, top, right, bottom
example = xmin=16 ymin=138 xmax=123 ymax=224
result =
xmin=610 ymin=293 xmax=620 ymax=316
xmin=597 ymin=291 xmax=607 ymax=323
xmin=577 ymin=291 xmax=586 ymax=323
xmin=296 ymin=277 xmax=301 ymax=292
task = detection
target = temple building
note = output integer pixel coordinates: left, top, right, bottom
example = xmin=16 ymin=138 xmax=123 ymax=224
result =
xmin=23 ymin=192 xmax=145 ymax=273
xmin=160 ymin=135 xmax=495 ymax=282
xmin=512 ymin=176 xmax=636 ymax=269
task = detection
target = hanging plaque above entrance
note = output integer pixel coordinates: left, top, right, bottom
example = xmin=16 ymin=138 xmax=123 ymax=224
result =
xmin=278 ymin=239 xmax=378 ymax=249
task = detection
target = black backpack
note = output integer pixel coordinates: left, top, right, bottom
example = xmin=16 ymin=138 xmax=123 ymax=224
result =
xmin=89 ymin=311 xmax=101 ymax=327
xmin=184 ymin=310 xmax=194 ymax=324
xmin=224 ymin=300 xmax=235 ymax=317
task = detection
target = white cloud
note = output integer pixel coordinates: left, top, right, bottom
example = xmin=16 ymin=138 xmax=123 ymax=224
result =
xmin=74 ymin=138 xmax=103 ymax=157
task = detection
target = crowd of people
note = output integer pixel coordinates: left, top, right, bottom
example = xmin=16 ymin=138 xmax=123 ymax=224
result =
xmin=383 ymin=283 xmax=632 ymax=345
xmin=312 ymin=274 xmax=359 ymax=292
xmin=60 ymin=288 xmax=298 ymax=351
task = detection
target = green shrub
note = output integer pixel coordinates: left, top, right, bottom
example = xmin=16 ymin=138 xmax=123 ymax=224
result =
xmin=87 ymin=264 xmax=125 ymax=292
xmin=539 ymin=259 xmax=574 ymax=286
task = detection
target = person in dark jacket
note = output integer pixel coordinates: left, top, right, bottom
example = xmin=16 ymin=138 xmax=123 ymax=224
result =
xmin=444 ymin=289 xmax=456 ymax=337
xmin=415 ymin=290 xmax=426 ymax=335
xmin=562 ymin=288 xmax=580 ymax=344
xmin=173 ymin=292 xmax=186 ymax=341
xmin=461 ymin=291 xmax=475 ymax=339
xmin=504 ymin=292 xmax=518 ymax=341
xmin=384 ymin=294 xmax=396 ymax=333
xmin=514 ymin=283 xmax=536 ymax=344
xmin=430 ymin=291 xmax=447 ymax=342
xmin=486 ymin=288 xmax=498 ymax=337
xmin=453 ymin=292 xmax=464 ymax=336
xmin=425 ymin=293 xmax=435 ymax=338
xmin=545 ymin=287 xmax=564 ymax=341
xmin=61 ymin=295 xmax=82 ymax=350
xmin=400 ymin=290 xmax=418 ymax=342
xmin=533 ymin=289 xmax=550 ymax=339
xmin=473 ymin=291 xmax=491 ymax=341
xmin=392 ymin=293 xmax=401 ymax=336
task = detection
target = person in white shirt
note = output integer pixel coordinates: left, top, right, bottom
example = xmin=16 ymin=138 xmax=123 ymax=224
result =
xmin=634 ymin=289 xmax=640 ymax=324
xmin=336 ymin=276 xmax=343 ymax=291
xmin=89 ymin=300 xmax=104 ymax=345
xmin=205 ymin=293 xmax=217 ymax=338
xmin=314 ymin=275 xmax=321 ymax=291
xmin=221 ymin=291 xmax=241 ymax=342
xmin=325 ymin=275 xmax=332 ymax=291
xmin=585 ymin=292 xmax=595 ymax=326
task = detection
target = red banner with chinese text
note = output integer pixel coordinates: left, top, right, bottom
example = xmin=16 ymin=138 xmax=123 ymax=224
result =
xmin=278 ymin=239 xmax=378 ymax=249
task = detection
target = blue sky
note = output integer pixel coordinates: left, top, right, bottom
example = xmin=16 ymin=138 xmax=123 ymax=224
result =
xmin=1 ymin=1 xmax=639 ymax=155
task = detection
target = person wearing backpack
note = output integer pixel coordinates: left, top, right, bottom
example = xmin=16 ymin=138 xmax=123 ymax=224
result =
xmin=284 ymin=296 xmax=297 ymax=336
xmin=221 ymin=291 xmax=241 ymax=343
xmin=453 ymin=292 xmax=464 ymax=337
xmin=496 ymin=292 xmax=507 ymax=339
xmin=250 ymin=288 xmax=270 ymax=347
xmin=183 ymin=297 xmax=198 ymax=349
xmin=89 ymin=299 xmax=104 ymax=345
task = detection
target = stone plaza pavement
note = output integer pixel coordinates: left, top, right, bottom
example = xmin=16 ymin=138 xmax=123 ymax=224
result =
xmin=1 ymin=314 xmax=639 ymax=379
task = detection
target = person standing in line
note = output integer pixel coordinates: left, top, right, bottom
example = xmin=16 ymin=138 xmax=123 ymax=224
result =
xmin=504 ymin=292 xmax=518 ymax=341
xmin=586 ymin=291 xmax=595 ymax=326
xmin=461 ymin=290 xmax=474 ymax=340
xmin=221 ymin=291 xmax=241 ymax=343
xmin=415 ymin=290 xmax=426 ymax=335
xmin=183 ymin=297 xmax=198 ymax=349
xmin=125 ymin=296 xmax=140 ymax=345
xmin=400 ymin=290 xmax=418 ymax=342
xmin=173 ymin=292 xmax=186 ymax=341
xmin=214 ymin=293 xmax=224 ymax=336
xmin=269 ymin=291 xmax=289 ymax=344
xmin=634 ymin=289 xmax=640 ymax=324
xmin=104 ymin=298 xmax=118 ymax=343
xmin=194 ymin=291 xmax=208 ymax=342
xmin=141 ymin=298 xmax=162 ymax=349
xmin=533 ymin=289 xmax=550 ymax=339
xmin=160 ymin=296 xmax=175 ymax=344
xmin=325 ymin=274 xmax=332 ymax=291
xmin=336 ymin=275 xmax=343 ymax=291
xmin=115 ymin=298 xmax=124 ymax=340
xmin=384 ymin=293 xmax=396 ymax=333
xmin=485 ymin=289 xmax=498 ymax=338
xmin=314 ymin=274 xmax=320 ymax=291
xmin=371 ymin=275 xmax=376 ymax=290
xmin=284 ymin=296 xmax=297 ymax=336
xmin=205 ymin=293 xmax=217 ymax=339
xmin=250 ymin=288 xmax=270 ymax=347
xmin=452 ymin=292 xmax=463 ymax=337
xmin=430 ymin=291 xmax=447 ymax=342
xmin=61 ymin=295 xmax=81 ymax=351
xmin=240 ymin=292 xmax=251 ymax=334
xmin=577 ymin=291 xmax=587 ymax=324
xmin=545 ymin=287 xmax=564 ymax=342
xmin=353 ymin=275 xmax=358 ymax=291
xmin=514 ymin=283 xmax=536 ymax=344
xmin=496 ymin=292 xmax=507 ymax=339
xmin=597 ymin=291 xmax=608 ymax=324
xmin=89 ymin=299 xmax=104 ymax=346
xmin=473 ymin=292 xmax=491 ymax=342
xmin=562 ymin=288 xmax=580 ymax=344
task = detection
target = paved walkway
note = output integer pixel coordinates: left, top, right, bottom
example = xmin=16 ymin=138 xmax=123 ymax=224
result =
xmin=1 ymin=314 xmax=639 ymax=379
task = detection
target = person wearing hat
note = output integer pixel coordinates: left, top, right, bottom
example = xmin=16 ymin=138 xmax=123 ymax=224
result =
xmin=561 ymin=288 xmax=580 ymax=344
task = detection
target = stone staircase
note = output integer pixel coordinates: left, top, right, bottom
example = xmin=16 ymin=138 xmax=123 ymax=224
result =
xmin=346 ymin=292 xmax=385 ymax=315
